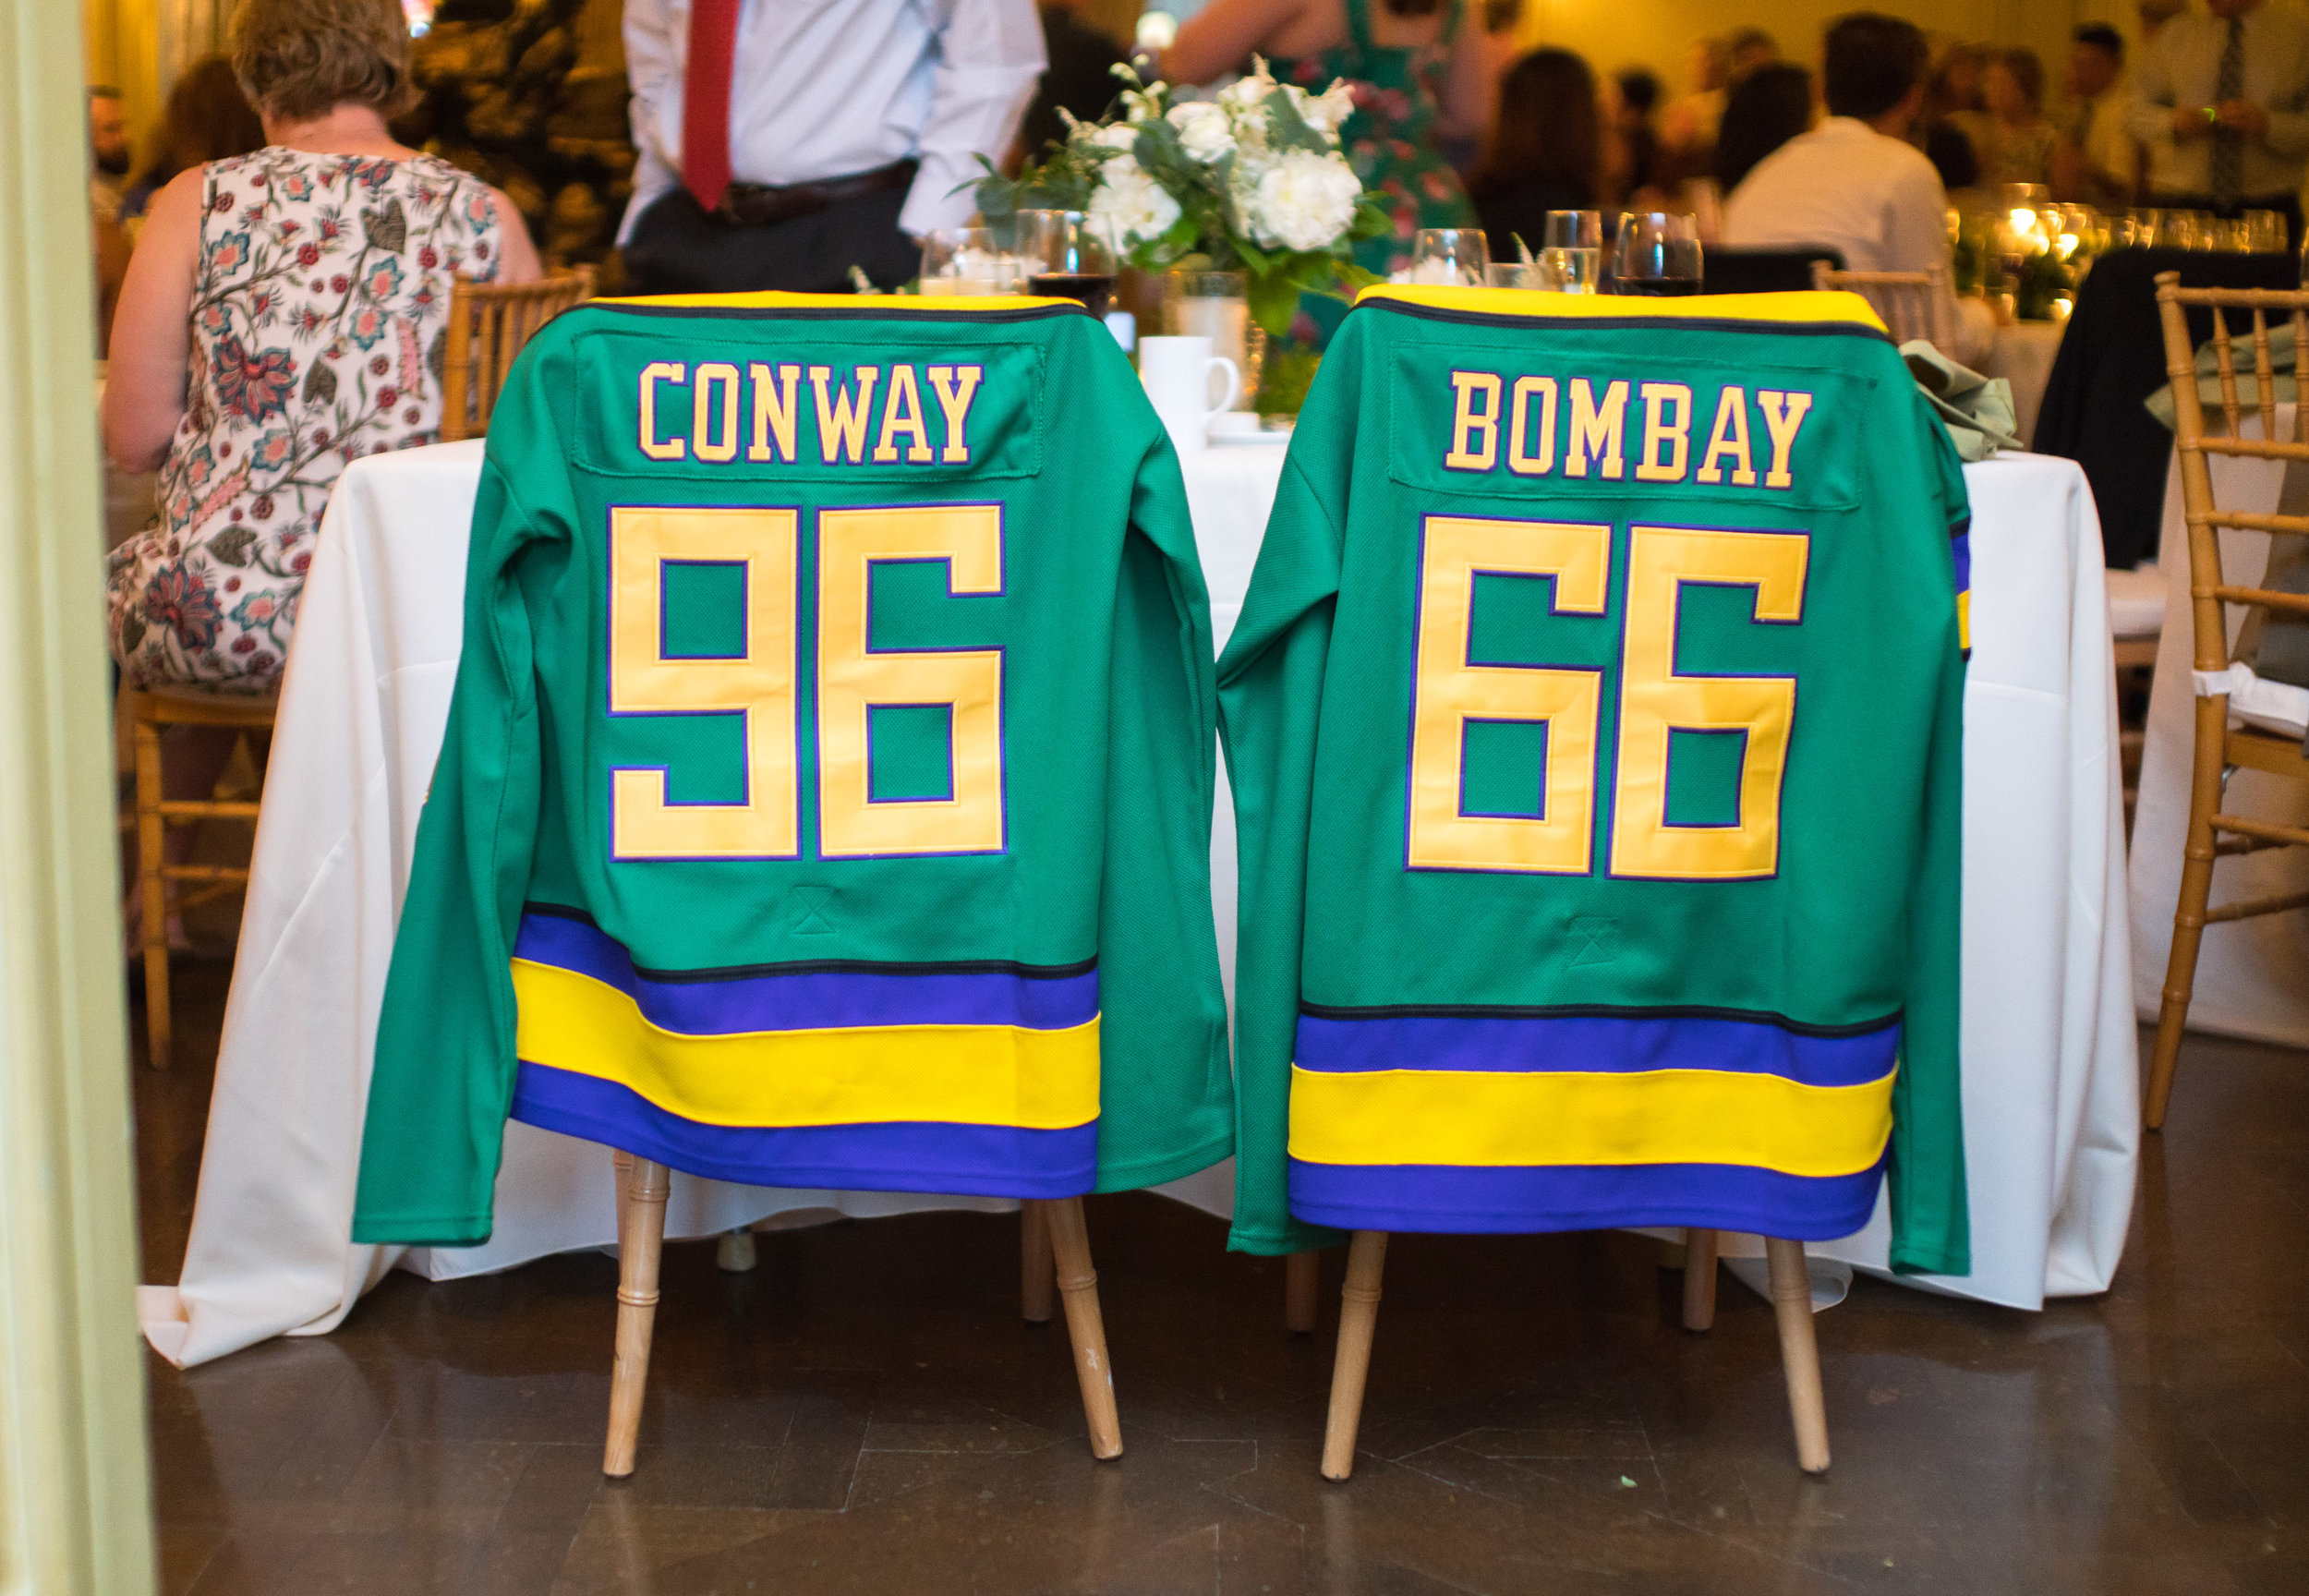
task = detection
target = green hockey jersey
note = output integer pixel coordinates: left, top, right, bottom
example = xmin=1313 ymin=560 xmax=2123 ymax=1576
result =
xmin=1221 ymin=286 xmax=1970 ymax=1276
xmin=353 ymin=293 xmax=1234 ymax=1246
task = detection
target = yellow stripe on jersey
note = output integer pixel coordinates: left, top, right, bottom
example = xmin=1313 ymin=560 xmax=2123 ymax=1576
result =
xmin=592 ymin=291 xmax=1092 ymax=314
xmin=1360 ymin=284 xmax=1891 ymax=332
xmin=1287 ymin=1062 xmax=1896 ymax=1177
xmin=512 ymin=959 xmax=1100 ymax=1130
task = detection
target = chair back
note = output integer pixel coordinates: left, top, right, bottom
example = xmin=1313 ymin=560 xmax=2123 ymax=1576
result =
xmin=440 ymin=267 xmax=596 ymax=442
xmin=1810 ymin=262 xmax=1951 ymax=351
xmin=2152 ymin=270 xmax=2309 ymax=682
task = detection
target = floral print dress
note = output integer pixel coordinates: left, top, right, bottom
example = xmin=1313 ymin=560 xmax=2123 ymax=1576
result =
xmin=109 ymin=148 xmax=503 ymax=691
xmin=1269 ymin=0 xmax=1476 ymax=344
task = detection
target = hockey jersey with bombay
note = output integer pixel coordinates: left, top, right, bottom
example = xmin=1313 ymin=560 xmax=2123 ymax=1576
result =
xmin=354 ymin=294 xmax=1234 ymax=1245
xmin=1221 ymin=286 xmax=1970 ymax=1276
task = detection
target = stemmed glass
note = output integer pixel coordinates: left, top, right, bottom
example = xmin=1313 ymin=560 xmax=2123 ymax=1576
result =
xmin=1020 ymin=211 xmax=1118 ymax=317
xmin=1610 ymin=212 xmax=1703 ymax=296
xmin=1409 ymin=228 xmax=1489 ymax=286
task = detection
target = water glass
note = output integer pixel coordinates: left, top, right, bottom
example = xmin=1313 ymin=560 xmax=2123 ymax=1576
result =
xmin=1408 ymin=228 xmax=1489 ymax=286
xmin=918 ymin=226 xmax=1022 ymax=295
xmin=1540 ymin=211 xmax=1603 ymax=295
xmin=1483 ymin=262 xmax=1543 ymax=288
xmin=1609 ymin=212 xmax=1703 ymax=296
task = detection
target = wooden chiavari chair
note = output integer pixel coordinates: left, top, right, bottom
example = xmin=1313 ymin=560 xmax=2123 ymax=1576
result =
xmin=439 ymin=266 xmax=596 ymax=442
xmin=2144 ymin=271 xmax=2309 ymax=1128
xmin=602 ymin=1154 xmax=1123 ymax=1477
xmin=1811 ymin=261 xmax=1954 ymax=352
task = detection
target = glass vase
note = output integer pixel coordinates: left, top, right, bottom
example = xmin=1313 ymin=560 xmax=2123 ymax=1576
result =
xmin=1164 ymin=270 xmax=1263 ymax=412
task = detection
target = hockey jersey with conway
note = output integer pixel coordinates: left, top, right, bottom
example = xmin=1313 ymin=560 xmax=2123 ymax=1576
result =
xmin=354 ymin=293 xmax=1234 ymax=1246
xmin=1221 ymin=286 xmax=1971 ymax=1276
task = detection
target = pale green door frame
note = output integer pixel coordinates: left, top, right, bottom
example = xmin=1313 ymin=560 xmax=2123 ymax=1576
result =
xmin=0 ymin=0 xmax=159 ymax=1591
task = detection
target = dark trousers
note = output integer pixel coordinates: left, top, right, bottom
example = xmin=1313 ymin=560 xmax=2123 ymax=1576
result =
xmin=2151 ymin=191 xmax=2305 ymax=257
xmin=623 ymin=186 xmax=919 ymax=296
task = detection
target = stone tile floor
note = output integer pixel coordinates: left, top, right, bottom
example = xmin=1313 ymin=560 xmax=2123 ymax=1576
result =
xmin=135 ymin=961 xmax=2309 ymax=1593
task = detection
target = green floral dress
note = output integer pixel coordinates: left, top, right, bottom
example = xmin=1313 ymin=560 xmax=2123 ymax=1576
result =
xmin=1270 ymin=0 xmax=1476 ymax=338
xmin=108 ymin=148 xmax=503 ymax=691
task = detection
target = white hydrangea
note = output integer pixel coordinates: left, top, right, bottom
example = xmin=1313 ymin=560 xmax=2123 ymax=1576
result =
xmin=1090 ymin=154 xmax=1183 ymax=246
xmin=1167 ymin=101 xmax=1236 ymax=164
xmin=1251 ymin=149 xmax=1361 ymax=252
xmin=1088 ymin=122 xmax=1140 ymax=152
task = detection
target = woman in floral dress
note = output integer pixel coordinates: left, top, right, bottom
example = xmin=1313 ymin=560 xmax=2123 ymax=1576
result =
xmin=104 ymin=0 xmax=540 ymax=695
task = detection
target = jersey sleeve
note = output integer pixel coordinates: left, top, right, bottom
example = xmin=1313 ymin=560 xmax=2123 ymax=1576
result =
xmin=1091 ymin=423 xmax=1237 ymax=1191
xmin=1888 ymin=417 xmax=1971 ymax=1276
xmin=352 ymin=353 xmax=572 ymax=1245
xmin=1215 ymin=447 xmax=1351 ymax=1257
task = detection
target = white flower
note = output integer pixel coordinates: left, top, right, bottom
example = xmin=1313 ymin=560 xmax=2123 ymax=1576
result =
xmin=1293 ymin=79 xmax=1357 ymax=139
xmin=1089 ymin=154 xmax=1183 ymax=246
xmin=1167 ymin=101 xmax=1236 ymax=163
xmin=1089 ymin=122 xmax=1139 ymax=152
xmin=1218 ymin=73 xmax=1272 ymax=116
xmin=1252 ymin=149 xmax=1361 ymax=252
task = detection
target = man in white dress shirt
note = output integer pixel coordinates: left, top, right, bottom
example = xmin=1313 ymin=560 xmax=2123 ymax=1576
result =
xmin=1722 ymin=12 xmax=1988 ymax=364
xmin=621 ymin=0 xmax=1046 ymax=294
xmin=2128 ymin=0 xmax=2309 ymax=253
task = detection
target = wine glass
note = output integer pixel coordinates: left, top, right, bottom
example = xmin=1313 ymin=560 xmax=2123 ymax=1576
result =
xmin=1022 ymin=211 xmax=1118 ymax=317
xmin=1408 ymin=228 xmax=1488 ymax=286
xmin=1540 ymin=210 xmax=1603 ymax=294
xmin=918 ymin=226 xmax=1021 ymax=296
xmin=1610 ymin=212 xmax=1703 ymax=296
xmin=2243 ymin=210 xmax=2289 ymax=255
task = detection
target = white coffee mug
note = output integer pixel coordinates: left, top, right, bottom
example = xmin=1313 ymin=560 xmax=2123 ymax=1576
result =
xmin=1139 ymin=335 xmax=1240 ymax=454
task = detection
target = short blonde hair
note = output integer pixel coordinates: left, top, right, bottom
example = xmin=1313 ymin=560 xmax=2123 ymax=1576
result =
xmin=231 ymin=0 xmax=415 ymax=124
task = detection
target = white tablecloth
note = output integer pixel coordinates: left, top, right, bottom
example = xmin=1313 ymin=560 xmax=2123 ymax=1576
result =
xmin=141 ymin=437 xmax=2137 ymax=1366
xmin=2129 ymin=413 xmax=2309 ymax=1046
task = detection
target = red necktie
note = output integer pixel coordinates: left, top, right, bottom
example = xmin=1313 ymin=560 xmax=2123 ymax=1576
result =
xmin=682 ymin=0 xmax=742 ymax=212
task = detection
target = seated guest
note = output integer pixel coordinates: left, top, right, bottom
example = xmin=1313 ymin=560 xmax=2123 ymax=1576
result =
xmin=117 ymin=55 xmax=266 ymax=225
xmin=1977 ymin=47 xmax=2058 ymax=187
xmin=1723 ymin=11 xmax=1989 ymax=362
xmin=1469 ymin=48 xmax=1614 ymax=255
xmin=103 ymin=0 xmax=539 ymax=699
xmin=1712 ymin=62 xmax=1813 ymax=195
xmin=1614 ymin=66 xmax=1662 ymax=194
xmin=1920 ymin=40 xmax=1986 ymax=191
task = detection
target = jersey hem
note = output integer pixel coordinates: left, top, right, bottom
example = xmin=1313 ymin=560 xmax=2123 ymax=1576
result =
xmin=350 ymin=1214 xmax=493 ymax=1247
xmin=1284 ymin=1194 xmax=1878 ymax=1240
xmin=517 ymin=1096 xmax=1098 ymax=1200
xmin=1090 ymin=1128 xmax=1237 ymax=1194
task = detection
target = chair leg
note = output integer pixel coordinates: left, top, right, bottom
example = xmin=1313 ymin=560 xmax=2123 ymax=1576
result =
xmin=717 ymin=1227 xmax=758 ymax=1273
xmin=132 ymin=713 xmax=171 ymax=1070
xmin=2146 ymin=697 xmax=2230 ymax=1128
xmin=610 ymin=1150 xmax=632 ymax=1258
xmin=1021 ymin=1200 xmax=1055 ymax=1324
xmin=1286 ymin=1250 xmax=1319 ymax=1335
xmin=1681 ymin=1227 xmax=1720 ymax=1332
xmin=604 ymin=1156 xmax=670 ymax=1478
xmin=1038 ymin=1196 xmax=1122 ymax=1459
xmin=1320 ymin=1231 xmax=1389 ymax=1481
xmin=1765 ymin=1237 xmax=1831 ymax=1474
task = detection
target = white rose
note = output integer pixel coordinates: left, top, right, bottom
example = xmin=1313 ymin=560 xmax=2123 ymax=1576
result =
xmin=1252 ymin=149 xmax=1361 ymax=252
xmin=1295 ymin=80 xmax=1357 ymax=139
xmin=1167 ymin=101 xmax=1236 ymax=163
xmin=1089 ymin=155 xmax=1183 ymax=246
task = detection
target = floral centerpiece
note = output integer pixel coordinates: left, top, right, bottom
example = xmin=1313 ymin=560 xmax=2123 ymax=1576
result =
xmin=975 ymin=60 xmax=1390 ymax=336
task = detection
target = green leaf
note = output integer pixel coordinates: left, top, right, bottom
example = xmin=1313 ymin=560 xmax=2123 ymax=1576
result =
xmin=1263 ymin=87 xmax=1332 ymax=156
xmin=1246 ymin=268 xmax=1301 ymax=336
xmin=209 ymin=526 xmax=258 ymax=568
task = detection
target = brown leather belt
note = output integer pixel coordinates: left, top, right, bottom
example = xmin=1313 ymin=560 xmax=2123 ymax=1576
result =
xmin=714 ymin=160 xmax=918 ymax=227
